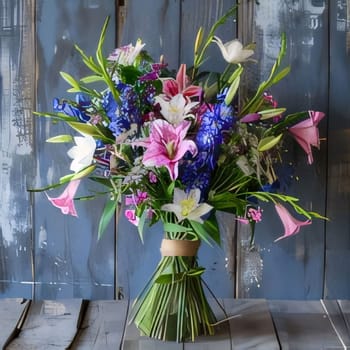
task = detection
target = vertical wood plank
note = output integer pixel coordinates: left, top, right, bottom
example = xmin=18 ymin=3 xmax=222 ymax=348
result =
xmin=224 ymin=299 xmax=279 ymax=349
xmin=70 ymin=300 xmax=129 ymax=350
xmin=269 ymin=300 xmax=343 ymax=349
xmin=121 ymin=0 xmax=181 ymax=69
xmin=0 ymin=0 xmax=35 ymax=299
xmin=6 ymin=299 xmax=83 ymax=349
xmin=249 ymin=0 xmax=328 ymax=300
xmin=117 ymin=0 xmax=181 ymax=299
xmin=325 ymin=0 xmax=350 ymax=299
xmin=34 ymin=0 xmax=116 ymax=300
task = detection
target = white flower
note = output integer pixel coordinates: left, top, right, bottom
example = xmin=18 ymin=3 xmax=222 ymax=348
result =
xmin=67 ymin=134 xmax=96 ymax=173
xmin=108 ymin=39 xmax=145 ymax=65
xmin=213 ymin=36 xmax=254 ymax=64
xmin=161 ymin=188 xmax=212 ymax=223
xmin=155 ymin=93 xmax=198 ymax=125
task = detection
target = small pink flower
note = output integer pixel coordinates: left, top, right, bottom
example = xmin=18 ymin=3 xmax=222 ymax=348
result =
xmin=46 ymin=180 xmax=81 ymax=217
xmin=149 ymin=171 xmax=157 ymax=183
xmin=125 ymin=209 xmax=139 ymax=226
xmin=288 ymin=110 xmax=325 ymax=164
xmin=274 ymin=203 xmax=312 ymax=242
xmin=248 ymin=207 xmax=263 ymax=222
xmin=125 ymin=191 xmax=148 ymax=206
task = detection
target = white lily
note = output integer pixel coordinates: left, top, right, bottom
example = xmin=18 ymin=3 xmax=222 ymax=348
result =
xmin=67 ymin=134 xmax=96 ymax=173
xmin=213 ymin=36 xmax=254 ymax=64
xmin=161 ymin=188 xmax=212 ymax=224
xmin=155 ymin=93 xmax=198 ymax=126
xmin=108 ymin=39 xmax=145 ymax=66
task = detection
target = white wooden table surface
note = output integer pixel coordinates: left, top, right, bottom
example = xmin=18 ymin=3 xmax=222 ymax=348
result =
xmin=0 ymin=298 xmax=349 ymax=349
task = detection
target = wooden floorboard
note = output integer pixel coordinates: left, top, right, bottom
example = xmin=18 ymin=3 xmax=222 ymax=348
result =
xmin=268 ymin=300 xmax=344 ymax=349
xmin=0 ymin=298 xmax=30 ymax=349
xmin=224 ymin=299 xmax=280 ymax=349
xmin=5 ymin=299 xmax=83 ymax=350
xmin=70 ymin=300 xmax=129 ymax=350
xmin=1 ymin=299 xmax=350 ymax=349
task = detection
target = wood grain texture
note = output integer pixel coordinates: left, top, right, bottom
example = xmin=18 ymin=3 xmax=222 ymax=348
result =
xmin=269 ymin=300 xmax=344 ymax=349
xmin=2 ymin=299 xmax=350 ymax=349
xmin=0 ymin=298 xmax=30 ymax=348
xmin=70 ymin=300 xmax=129 ymax=350
xmin=6 ymin=299 xmax=83 ymax=349
xmin=224 ymin=299 xmax=279 ymax=349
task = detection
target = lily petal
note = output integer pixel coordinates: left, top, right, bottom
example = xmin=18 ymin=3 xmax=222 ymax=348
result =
xmin=274 ymin=203 xmax=311 ymax=242
xmin=289 ymin=111 xmax=325 ymax=164
xmin=161 ymin=188 xmax=212 ymax=223
xmin=46 ymin=180 xmax=81 ymax=217
xmin=67 ymin=134 xmax=96 ymax=173
xmin=213 ymin=36 xmax=254 ymax=64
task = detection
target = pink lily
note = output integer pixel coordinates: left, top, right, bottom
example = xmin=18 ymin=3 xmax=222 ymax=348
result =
xmin=162 ymin=64 xmax=202 ymax=99
xmin=140 ymin=119 xmax=197 ymax=180
xmin=274 ymin=203 xmax=312 ymax=242
xmin=46 ymin=180 xmax=81 ymax=217
xmin=288 ymin=111 xmax=325 ymax=164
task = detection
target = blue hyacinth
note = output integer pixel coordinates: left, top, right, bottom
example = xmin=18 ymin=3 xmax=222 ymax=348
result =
xmin=180 ymin=93 xmax=236 ymax=197
xmin=53 ymin=93 xmax=91 ymax=122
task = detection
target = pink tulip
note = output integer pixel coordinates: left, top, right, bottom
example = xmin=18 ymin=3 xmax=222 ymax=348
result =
xmin=274 ymin=203 xmax=311 ymax=242
xmin=46 ymin=180 xmax=81 ymax=217
xmin=163 ymin=64 xmax=202 ymax=99
xmin=141 ymin=119 xmax=197 ymax=180
xmin=288 ymin=111 xmax=325 ymax=164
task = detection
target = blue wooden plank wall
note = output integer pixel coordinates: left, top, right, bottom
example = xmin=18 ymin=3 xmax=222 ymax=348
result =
xmin=0 ymin=0 xmax=347 ymax=301
xmin=0 ymin=0 xmax=116 ymax=300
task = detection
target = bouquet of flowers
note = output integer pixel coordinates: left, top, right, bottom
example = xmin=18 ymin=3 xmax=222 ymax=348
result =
xmin=33 ymin=6 xmax=326 ymax=342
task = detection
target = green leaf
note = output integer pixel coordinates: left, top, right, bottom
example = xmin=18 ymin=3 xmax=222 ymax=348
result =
xmin=46 ymin=135 xmax=73 ymax=143
xmin=202 ymin=213 xmax=221 ymax=246
xmin=163 ymin=222 xmax=191 ymax=233
xmin=66 ymin=121 xmax=114 ymax=143
xmin=224 ymin=75 xmax=240 ymax=105
xmin=189 ymin=220 xmax=213 ymax=246
xmin=59 ymin=165 xmax=96 ymax=183
xmin=137 ymin=209 xmax=148 ymax=243
xmin=259 ymin=108 xmax=286 ymax=120
xmin=80 ymin=75 xmax=105 ymax=84
xmin=271 ymin=66 xmax=291 ymax=85
xmin=155 ymin=267 xmax=205 ymax=284
xmin=187 ymin=267 xmax=205 ymax=276
xmin=60 ymin=71 xmax=79 ymax=89
xmin=98 ymin=198 xmax=117 ymax=240
xmin=74 ymin=44 xmax=101 ymax=74
xmin=33 ymin=111 xmax=77 ymax=122
xmin=155 ymin=272 xmax=184 ymax=284
xmin=71 ymin=165 xmax=96 ymax=180
xmin=257 ymin=134 xmax=283 ymax=152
